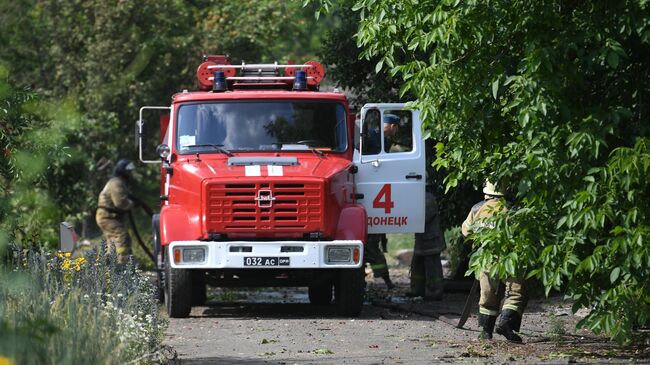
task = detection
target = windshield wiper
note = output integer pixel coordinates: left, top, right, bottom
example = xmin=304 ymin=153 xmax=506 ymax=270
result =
xmin=183 ymin=144 xmax=233 ymax=156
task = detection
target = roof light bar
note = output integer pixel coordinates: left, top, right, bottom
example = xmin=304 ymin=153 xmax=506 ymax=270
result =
xmin=195 ymin=55 xmax=325 ymax=91
xmin=207 ymin=76 xmax=315 ymax=81
xmin=207 ymin=64 xmax=315 ymax=70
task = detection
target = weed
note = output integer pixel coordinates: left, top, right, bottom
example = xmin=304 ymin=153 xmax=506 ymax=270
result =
xmin=0 ymin=244 xmax=166 ymax=364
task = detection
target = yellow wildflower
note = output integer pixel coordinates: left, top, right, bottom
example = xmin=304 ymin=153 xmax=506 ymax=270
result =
xmin=0 ymin=356 xmax=14 ymax=365
xmin=60 ymin=255 xmax=85 ymax=271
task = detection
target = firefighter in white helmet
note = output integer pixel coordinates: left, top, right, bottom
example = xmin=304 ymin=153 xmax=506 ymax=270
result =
xmin=461 ymin=180 xmax=527 ymax=342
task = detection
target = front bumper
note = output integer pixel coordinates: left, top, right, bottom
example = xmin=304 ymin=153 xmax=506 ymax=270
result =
xmin=168 ymin=240 xmax=363 ymax=269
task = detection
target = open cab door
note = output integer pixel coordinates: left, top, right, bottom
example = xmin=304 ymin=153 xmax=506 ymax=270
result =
xmin=354 ymin=103 xmax=426 ymax=234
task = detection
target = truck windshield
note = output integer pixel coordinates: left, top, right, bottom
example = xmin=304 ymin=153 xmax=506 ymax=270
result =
xmin=176 ymin=101 xmax=347 ymax=153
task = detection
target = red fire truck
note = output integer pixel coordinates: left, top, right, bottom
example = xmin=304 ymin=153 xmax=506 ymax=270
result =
xmin=137 ymin=55 xmax=426 ymax=318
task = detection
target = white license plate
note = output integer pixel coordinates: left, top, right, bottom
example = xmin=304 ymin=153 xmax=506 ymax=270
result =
xmin=243 ymin=257 xmax=290 ymax=267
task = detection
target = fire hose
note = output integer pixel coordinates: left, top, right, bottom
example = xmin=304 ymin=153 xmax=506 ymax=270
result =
xmin=127 ymin=196 xmax=156 ymax=264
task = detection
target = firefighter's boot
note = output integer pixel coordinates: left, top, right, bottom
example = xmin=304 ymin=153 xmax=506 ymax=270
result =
xmin=382 ymin=274 xmax=395 ymax=290
xmin=495 ymin=309 xmax=523 ymax=343
xmin=478 ymin=314 xmax=496 ymax=340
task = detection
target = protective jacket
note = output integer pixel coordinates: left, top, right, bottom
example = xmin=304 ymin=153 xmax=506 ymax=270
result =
xmin=96 ymin=177 xmax=134 ymax=218
xmin=96 ymin=176 xmax=134 ymax=263
xmin=461 ymin=198 xmax=505 ymax=237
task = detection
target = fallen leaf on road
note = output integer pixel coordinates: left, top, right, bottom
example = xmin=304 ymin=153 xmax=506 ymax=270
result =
xmin=369 ymin=345 xmax=379 ymax=348
xmin=312 ymin=348 xmax=334 ymax=355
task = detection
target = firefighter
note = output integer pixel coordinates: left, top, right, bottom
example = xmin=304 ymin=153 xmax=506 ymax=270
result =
xmin=96 ymin=159 xmax=135 ymax=264
xmin=407 ymin=139 xmax=446 ymax=301
xmin=461 ymin=181 xmax=526 ymax=343
xmin=363 ymin=113 xmax=401 ymax=155
xmin=407 ymin=191 xmax=445 ymax=300
xmin=365 ymin=234 xmax=394 ymax=289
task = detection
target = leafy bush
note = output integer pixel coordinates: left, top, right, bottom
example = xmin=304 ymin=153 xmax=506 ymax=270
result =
xmin=0 ymin=244 xmax=166 ymax=364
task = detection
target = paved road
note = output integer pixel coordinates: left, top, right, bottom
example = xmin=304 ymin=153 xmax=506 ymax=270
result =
xmin=165 ymin=286 xmax=473 ymax=364
xmin=164 ymin=270 xmax=643 ymax=364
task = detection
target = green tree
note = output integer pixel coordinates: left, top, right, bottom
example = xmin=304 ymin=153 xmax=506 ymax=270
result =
xmin=318 ymin=2 xmax=482 ymax=232
xmin=318 ymin=2 xmax=403 ymax=106
xmin=0 ymin=0 xmax=333 ymax=246
xmin=0 ymin=64 xmax=79 ymax=244
xmin=0 ymin=0 xmax=198 ymax=243
xmin=314 ymin=0 xmax=650 ymax=342
xmin=198 ymin=1 xmax=332 ymax=64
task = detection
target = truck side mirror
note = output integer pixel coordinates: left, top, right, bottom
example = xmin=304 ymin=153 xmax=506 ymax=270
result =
xmin=138 ymin=106 xmax=171 ymax=164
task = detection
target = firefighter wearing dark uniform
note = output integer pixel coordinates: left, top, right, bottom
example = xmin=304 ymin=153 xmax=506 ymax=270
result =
xmin=407 ymin=138 xmax=446 ymax=300
xmin=407 ymin=191 xmax=445 ymax=300
xmin=461 ymin=181 xmax=527 ymax=343
xmin=365 ymin=234 xmax=393 ymax=288
xmin=96 ymin=159 xmax=135 ymax=264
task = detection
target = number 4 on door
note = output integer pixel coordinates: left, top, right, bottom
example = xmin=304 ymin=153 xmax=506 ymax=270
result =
xmin=373 ymin=184 xmax=394 ymax=214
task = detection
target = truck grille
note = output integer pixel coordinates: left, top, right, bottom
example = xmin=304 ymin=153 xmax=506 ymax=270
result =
xmin=205 ymin=180 xmax=323 ymax=233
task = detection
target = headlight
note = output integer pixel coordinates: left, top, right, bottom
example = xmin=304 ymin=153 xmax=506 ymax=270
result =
xmin=327 ymin=247 xmax=352 ymax=263
xmin=182 ymin=247 xmax=206 ymax=263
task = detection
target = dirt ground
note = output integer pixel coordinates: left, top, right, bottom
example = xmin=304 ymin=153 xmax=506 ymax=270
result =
xmin=164 ymin=268 xmax=650 ymax=364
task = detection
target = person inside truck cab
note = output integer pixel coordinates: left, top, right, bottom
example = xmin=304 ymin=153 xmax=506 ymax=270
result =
xmin=363 ymin=113 xmax=401 ymax=155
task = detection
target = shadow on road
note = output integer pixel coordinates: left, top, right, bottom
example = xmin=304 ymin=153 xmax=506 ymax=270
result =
xmin=197 ymin=302 xmax=397 ymax=320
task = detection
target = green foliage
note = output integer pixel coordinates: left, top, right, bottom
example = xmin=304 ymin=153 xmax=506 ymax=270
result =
xmin=318 ymin=1 xmax=404 ymax=106
xmin=317 ymin=2 xmax=482 ymax=230
xmin=0 ymin=67 xmax=75 ymax=244
xmin=315 ymin=0 xmax=650 ymax=342
xmin=199 ymin=1 xmax=331 ymax=63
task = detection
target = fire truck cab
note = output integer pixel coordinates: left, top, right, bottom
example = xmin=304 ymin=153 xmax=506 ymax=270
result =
xmin=137 ymin=56 xmax=425 ymax=318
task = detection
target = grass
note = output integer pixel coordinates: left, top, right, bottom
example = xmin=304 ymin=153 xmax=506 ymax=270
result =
xmin=385 ymin=229 xmax=466 ymax=277
xmin=386 ymin=234 xmax=415 ymax=258
xmin=0 ymin=243 xmax=166 ymax=364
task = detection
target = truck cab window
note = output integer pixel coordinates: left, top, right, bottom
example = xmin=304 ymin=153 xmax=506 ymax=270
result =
xmin=176 ymin=101 xmax=347 ymax=153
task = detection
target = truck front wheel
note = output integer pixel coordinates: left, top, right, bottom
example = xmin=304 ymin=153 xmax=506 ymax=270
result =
xmin=165 ymin=252 xmax=193 ymax=318
xmin=334 ymin=268 xmax=365 ymax=316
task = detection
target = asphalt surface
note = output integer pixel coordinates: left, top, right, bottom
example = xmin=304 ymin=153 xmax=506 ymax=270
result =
xmin=164 ymin=269 xmax=650 ymax=364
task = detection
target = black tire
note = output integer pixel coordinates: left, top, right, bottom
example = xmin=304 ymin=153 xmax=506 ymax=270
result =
xmin=152 ymin=215 xmax=164 ymax=303
xmin=165 ymin=251 xmax=193 ymax=318
xmin=335 ymin=268 xmax=366 ymax=316
xmin=308 ymin=281 xmax=333 ymax=305
xmin=192 ymin=272 xmax=207 ymax=306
